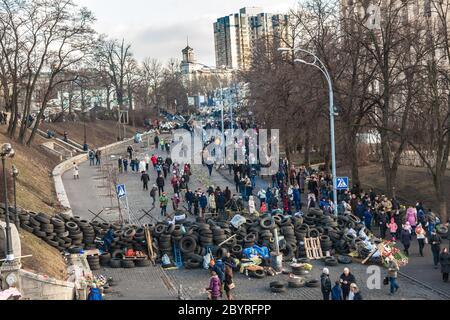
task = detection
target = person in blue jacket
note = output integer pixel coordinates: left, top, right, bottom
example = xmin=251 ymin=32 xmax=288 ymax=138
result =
xmin=355 ymin=200 xmax=366 ymax=220
xmin=199 ymin=192 xmax=208 ymax=216
xmin=331 ymin=281 xmax=343 ymax=300
xmin=363 ymin=208 xmax=373 ymax=231
xmin=293 ymin=185 xmax=301 ymax=212
xmin=87 ymin=283 xmax=103 ymax=300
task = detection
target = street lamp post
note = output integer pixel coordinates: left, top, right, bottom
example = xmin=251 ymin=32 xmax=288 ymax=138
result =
xmin=278 ymin=47 xmax=338 ymax=216
xmin=1 ymin=143 xmax=16 ymax=262
xmin=12 ymin=165 xmax=19 ymax=230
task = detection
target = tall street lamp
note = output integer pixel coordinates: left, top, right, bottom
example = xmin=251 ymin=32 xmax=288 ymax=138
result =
xmin=1 ymin=143 xmax=16 ymax=261
xmin=278 ymin=47 xmax=338 ymax=216
xmin=12 ymin=165 xmax=19 ymax=230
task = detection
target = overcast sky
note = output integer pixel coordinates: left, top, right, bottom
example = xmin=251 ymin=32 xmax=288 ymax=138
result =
xmin=74 ymin=0 xmax=297 ymax=66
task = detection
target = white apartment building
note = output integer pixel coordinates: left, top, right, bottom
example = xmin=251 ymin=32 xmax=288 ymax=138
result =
xmin=214 ymin=7 xmax=291 ymax=70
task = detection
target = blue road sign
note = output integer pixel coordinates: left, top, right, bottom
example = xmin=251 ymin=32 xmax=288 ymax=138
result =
xmin=117 ymin=184 xmax=126 ymax=198
xmin=336 ymin=177 xmax=349 ymax=190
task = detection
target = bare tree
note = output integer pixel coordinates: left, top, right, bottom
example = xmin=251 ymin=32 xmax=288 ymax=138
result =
xmin=0 ymin=0 xmax=96 ymax=145
xmin=95 ymin=38 xmax=133 ymax=110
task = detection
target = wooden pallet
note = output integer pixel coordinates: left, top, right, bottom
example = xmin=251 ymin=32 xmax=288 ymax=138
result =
xmin=304 ymin=237 xmax=324 ymax=260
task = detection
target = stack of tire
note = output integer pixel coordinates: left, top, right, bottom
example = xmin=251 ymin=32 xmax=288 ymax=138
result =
xmin=51 ymin=216 xmax=71 ymax=251
xmin=154 ymin=223 xmax=174 ymax=262
xmin=269 ymin=281 xmax=286 ymax=293
xmin=280 ymin=217 xmax=297 ymax=262
xmin=105 ymin=224 xmax=123 ymax=252
xmin=320 ymin=235 xmax=333 ymax=253
xmin=0 ymin=205 xmax=18 ymax=225
xmin=19 ymin=211 xmax=33 ymax=232
xmin=65 ymin=220 xmax=83 ymax=249
xmin=198 ymin=223 xmax=214 ymax=248
xmin=87 ymin=254 xmax=100 ymax=270
xmin=28 ymin=212 xmax=62 ymax=249
xmin=212 ymin=226 xmax=227 ymax=246
xmin=259 ymin=215 xmax=276 ymax=250
xmin=100 ymin=252 xmax=111 ymax=266
xmin=76 ymin=219 xmax=97 ymax=250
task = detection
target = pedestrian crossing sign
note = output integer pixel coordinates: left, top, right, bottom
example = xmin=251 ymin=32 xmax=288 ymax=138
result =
xmin=117 ymin=184 xmax=126 ymax=198
xmin=336 ymin=177 xmax=349 ymax=190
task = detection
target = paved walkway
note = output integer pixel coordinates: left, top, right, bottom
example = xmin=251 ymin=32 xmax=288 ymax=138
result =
xmin=62 ymin=140 xmax=448 ymax=300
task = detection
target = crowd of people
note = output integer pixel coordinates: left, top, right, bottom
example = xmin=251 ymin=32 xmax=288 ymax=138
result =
xmin=115 ymin=132 xmax=449 ymax=300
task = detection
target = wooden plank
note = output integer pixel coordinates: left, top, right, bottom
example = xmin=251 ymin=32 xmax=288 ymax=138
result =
xmin=144 ymin=226 xmax=156 ymax=265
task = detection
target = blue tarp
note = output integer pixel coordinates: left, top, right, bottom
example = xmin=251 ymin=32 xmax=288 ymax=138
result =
xmin=242 ymin=245 xmax=269 ymax=259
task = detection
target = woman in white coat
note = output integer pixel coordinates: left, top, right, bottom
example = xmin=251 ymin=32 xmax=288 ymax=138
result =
xmin=208 ymin=193 xmax=216 ymax=213
xmin=248 ymin=195 xmax=256 ymax=215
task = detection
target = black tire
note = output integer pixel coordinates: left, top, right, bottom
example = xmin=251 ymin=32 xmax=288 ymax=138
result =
xmin=35 ymin=213 xmax=51 ymax=224
xmin=260 ymin=217 xmax=275 ymax=229
xmin=51 ymin=217 xmax=65 ymax=227
xmin=306 ymin=279 xmax=320 ymax=288
xmin=308 ymin=228 xmax=320 ymax=238
xmin=185 ymin=253 xmax=203 ymax=263
xmin=281 ymin=243 xmax=295 ymax=261
xmin=165 ymin=223 xmax=176 ymax=234
xmin=337 ymin=255 xmax=353 ymax=264
xmin=57 ymin=231 xmax=69 ymax=238
xmin=68 ymin=246 xmax=83 ymax=254
xmin=154 ymin=224 xmax=167 ymax=235
xmin=109 ymin=258 xmax=122 ymax=268
xmin=66 ymin=221 xmax=79 ymax=231
xmin=180 ymin=236 xmax=197 ymax=254
xmin=33 ymin=230 xmax=46 ymax=238
xmin=29 ymin=217 xmax=41 ymax=227
xmin=111 ymin=249 xmax=124 ymax=259
xmin=271 ymin=286 xmax=286 ymax=293
xmin=22 ymin=224 xmax=34 ymax=233
xmin=288 ymin=278 xmax=306 ymax=288
xmin=135 ymin=259 xmax=151 ymax=267
xmin=324 ymin=257 xmax=338 ymax=266
xmin=77 ymin=220 xmax=90 ymax=228
xmin=69 ymin=232 xmax=83 ymax=240
xmin=270 ymin=281 xmax=284 ymax=288
xmin=250 ymin=269 xmax=265 ymax=279
xmin=121 ymin=260 xmax=135 ymax=268
xmin=123 ymin=228 xmax=136 ymax=238
xmin=46 ymin=239 xmax=59 ymax=247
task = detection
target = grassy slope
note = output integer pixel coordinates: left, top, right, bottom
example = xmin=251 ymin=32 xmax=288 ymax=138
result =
xmin=0 ymin=120 xmax=136 ymax=281
xmin=41 ymin=120 xmax=142 ymax=149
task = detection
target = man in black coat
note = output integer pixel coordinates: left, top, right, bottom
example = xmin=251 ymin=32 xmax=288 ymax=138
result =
xmin=216 ymin=192 xmax=226 ymax=218
xmin=430 ymin=230 xmax=442 ymax=269
xmin=440 ymin=247 xmax=450 ymax=282
xmin=339 ymin=268 xmax=356 ymax=300
xmin=141 ymin=172 xmax=150 ymax=191
xmin=154 ymin=135 xmax=160 ymax=149
xmin=185 ymin=189 xmax=194 ymax=214
xmin=156 ymin=174 xmax=165 ymax=196
xmin=127 ymin=145 xmax=134 ymax=159
xmin=320 ymin=268 xmax=332 ymax=300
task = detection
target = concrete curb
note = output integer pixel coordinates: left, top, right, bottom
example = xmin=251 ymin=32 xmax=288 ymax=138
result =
xmin=52 ymin=132 xmax=154 ymax=217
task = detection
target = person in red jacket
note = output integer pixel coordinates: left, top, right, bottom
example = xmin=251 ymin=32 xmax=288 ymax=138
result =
xmin=171 ymin=175 xmax=180 ymax=195
xmin=150 ymin=154 xmax=157 ymax=168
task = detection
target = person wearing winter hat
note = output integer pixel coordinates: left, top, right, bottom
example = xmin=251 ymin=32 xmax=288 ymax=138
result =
xmin=320 ymin=268 xmax=332 ymax=300
xmin=150 ymin=184 xmax=158 ymax=206
xmin=415 ymin=223 xmax=427 ymax=257
xmin=387 ymin=217 xmax=398 ymax=241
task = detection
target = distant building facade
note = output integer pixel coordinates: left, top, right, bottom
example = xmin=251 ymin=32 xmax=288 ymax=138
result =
xmin=214 ymin=7 xmax=291 ymax=70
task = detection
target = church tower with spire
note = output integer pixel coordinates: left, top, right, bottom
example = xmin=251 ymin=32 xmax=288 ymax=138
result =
xmin=182 ymin=37 xmax=195 ymax=64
